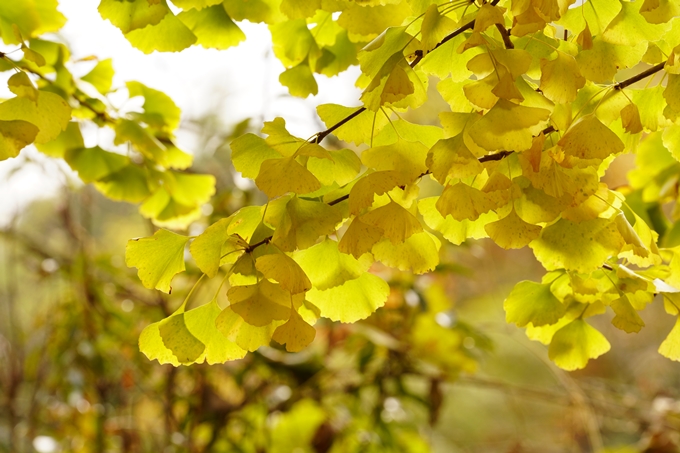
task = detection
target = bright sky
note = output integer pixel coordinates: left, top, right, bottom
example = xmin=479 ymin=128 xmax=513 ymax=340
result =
xmin=0 ymin=1 xmax=362 ymax=227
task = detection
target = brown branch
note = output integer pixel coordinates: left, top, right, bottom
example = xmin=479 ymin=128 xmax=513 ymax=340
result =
xmin=614 ymin=61 xmax=666 ymax=90
xmin=495 ymin=23 xmax=514 ymax=49
xmin=316 ymin=0 xmax=501 ymax=144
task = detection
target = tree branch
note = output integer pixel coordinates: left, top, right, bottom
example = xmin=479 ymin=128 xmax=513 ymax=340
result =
xmin=495 ymin=23 xmax=514 ymax=49
xmin=614 ymin=61 xmax=666 ymax=90
xmin=315 ymin=0 xmax=501 ymax=144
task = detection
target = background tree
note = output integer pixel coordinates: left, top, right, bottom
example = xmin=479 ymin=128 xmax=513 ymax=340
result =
xmin=2 ymin=0 xmax=680 ymax=451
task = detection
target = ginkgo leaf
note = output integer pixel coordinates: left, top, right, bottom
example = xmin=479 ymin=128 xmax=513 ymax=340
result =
xmin=548 ymin=319 xmax=611 ymax=371
xmin=361 ymin=54 xmax=415 ymax=111
xmin=620 ymin=103 xmax=643 ymax=134
xmin=98 ymin=0 xmax=168 ymax=33
xmin=372 ymin=231 xmax=440 ymax=274
xmin=576 ymin=38 xmax=647 ymax=83
xmin=270 ymin=196 xmax=342 ymax=252
xmin=272 ymin=308 xmax=316 ymax=352
xmin=124 ymin=12 xmax=197 ymax=54
xmin=610 ymin=294 xmax=645 ymax=333
xmin=316 ymin=104 xmax=388 ymax=146
xmin=338 ymin=216 xmax=384 ymax=258
xmin=436 ymin=182 xmax=494 ymax=222
xmin=177 ymin=5 xmax=245 ymax=50
xmin=230 ymin=134 xmax=282 ymax=179
xmin=94 ymin=165 xmax=151 ymax=203
xmin=485 ymin=209 xmax=542 ymax=249
xmin=280 ymin=62 xmax=319 ymax=98
xmin=64 ymin=146 xmax=129 ymax=183
xmin=601 ymin=0 xmax=669 ymax=46
xmin=349 ymin=170 xmax=410 ymax=215
xmin=0 ymin=120 xmax=39 ymax=161
xmin=81 ymin=59 xmax=114 ymax=94
xmin=539 ymin=51 xmax=585 ymax=104
xmin=426 ymin=135 xmax=484 ymax=183
xmin=307 ymin=149 xmax=361 ymax=186
xmin=419 ymin=197 xmax=496 ymax=245
xmin=659 ymin=317 xmax=680 ymax=361
xmin=8 ymin=72 xmax=38 ymax=102
xmin=127 ymin=81 xmax=181 ymax=131
xmin=294 ymin=238 xmax=372 ymax=290
xmin=306 ymin=272 xmax=389 ymax=323
xmin=184 ymin=300 xmax=247 ymax=364
xmin=361 ymin=138 xmax=429 ymax=179
xmin=255 ymin=156 xmax=321 ymax=199
xmin=361 ymin=201 xmax=423 ymax=245
xmin=138 ymin=322 xmax=180 ymax=366
xmin=158 ymin=312 xmax=205 ymax=363
xmin=530 ymin=218 xmax=625 ymax=273
xmin=126 ymin=229 xmax=190 ymax=293
xmin=227 ymin=279 xmax=291 ymax=327
xmin=190 ymin=218 xmax=248 ymax=278
xmin=255 ymin=251 xmax=312 ymax=294
xmin=504 ymin=280 xmax=566 ymax=327
xmin=473 ymin=4 xmax=506 ymax=33
xmin=558 ymin=115 xmax=624 ymax=160
xmin=215 ymin=306 xmax=286 ymax=351
xmin=467 ymin=99 xmax=550 ymax=152
xmin=640 ymin=0 xmax=680 ymax=24
xmin=615 ymin=211 xmax=662 ymax=267
xmin=0 ymin=90 xmax=71 ymax=144
xmin=420 ymin=4 xmax=456 ymax=52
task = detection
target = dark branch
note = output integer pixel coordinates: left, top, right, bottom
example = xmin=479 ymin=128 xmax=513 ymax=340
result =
xmin=614 ymin=61 xmax=666 ymax=90
xmin=315 ymin=107 xmax=366 ymax=144
xmin=495 ymin=24 xmax=514 ymax=49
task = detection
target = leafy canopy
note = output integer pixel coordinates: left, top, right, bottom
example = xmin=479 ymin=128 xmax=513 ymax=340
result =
xmin=3 ymin=0 xmax=680 ymax=371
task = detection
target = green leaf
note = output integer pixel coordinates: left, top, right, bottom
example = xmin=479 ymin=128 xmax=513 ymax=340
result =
xmin=230 ymin=133 xmax=282 ymax=179
xmin=177 ymin=5 xmax=245 ymax=50
xmin=659 ymin=317 xmax=680 ymax=361
xmin=306 ymin=272 xmax=389 ymax=323
xmin=0 ymin=120 xmax=39 ymax=161
xmin=124 ymin=10 xmax=197 ymax=54
xmin=98 ymin=0 xmax=168 ymax=33
xmin=184 ymin=300 xmax=247 ymax=364
xmin=94 ymin=165 xmax=151 ymax=203
xmin=279 ymin=62 xmax=318 ymax=97
xmin=371 ymin=231 xmax=441 ymax=274
xmin=316 ymin=104 xmax=388 ymax=146
xmin=504 ymin=280 xmax=566 ymax=327
xmin=190 ymin=218 xmax=248 ymax=278
xmin=81 ymin=59 xmax=114 ymax=94
xmin=64 ymin=146 xmax=129 ymax=183
xmin=548 ymin=319 xmax=611 ymax=370
xmin=126 ymin=81 xmax=181 ymax=131
xmin=294 ymin=238 xmax=372 ymax=290
xmin=0 ymin=90 xmax=71 ymax=144
xmin=530 ymin=218 xmax=625 ymax=273
xmin=126 ymin=229 xmax=190 ymax=293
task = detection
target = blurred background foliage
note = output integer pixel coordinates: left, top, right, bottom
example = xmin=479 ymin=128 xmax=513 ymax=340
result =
xmin=2 ymin=105 xmax=680 ymax=453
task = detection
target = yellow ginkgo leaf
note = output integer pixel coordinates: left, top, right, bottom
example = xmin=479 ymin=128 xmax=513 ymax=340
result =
xmin=272 ymin=307 xmax=316 ymax=352
xmin=436 ymin=182 xmax=495 ymax=222
xmin=539 ymin=51 xmax=585 ymax=104
xmin=372 ymin=231 xmax=441 ymax=274
xmin=620 ymin=103 xmax=643 ymax=134
xmin=270 ymin=196 xmax=342 ymax=252
xmin=255 ymin=156 xmax=321 ymax=199
xmin=306 ymin=272 xmax=389 ymax=322
xmin=467 ymin=99 xmax=550 ymax=152
xmin=558 ymin=115 xmax=624 ymax=160
xmin=420 ymin=4 xmax=457 ymax=52
xmin=548 ymin=319 xmax=611 ymax=370
xmin=473 ymin=4 xmax=506 ymax=33
xmin=362 ymin=201 xmax=423 ymax=244
xmin=255 ymin=251 xmax=312 ymax=294
xmin=361 ymin=138 xmax=429 ymax=179
xmin=0 ymin=120 xmax=39 ymax=161
xmin=8 ymin=72 xmax=38 ymax=102
xmin=126 ymin=229 xmax=190 ymax=294
xmin=491 ymin=66 xmax=524 ymax=102
xmin=349 ymin=170 xmax=410 ymax=215
xmin=215 ymin=306 xmax=286 ymax=352
xmin=427 ymin=134 xmax=484 ymax=184
xmin=659 ymin=317 xmax=680 ymax=361
xmin=338 ymin=216 xmax=384 ymax=258
xmin=484 ymin=209 xmax=542 ymax=249
xmin=227 ymin=279 xmax=292 ymax=327
xmin=294 ymin=238 xmax=372 ymax=290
